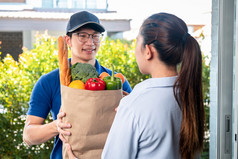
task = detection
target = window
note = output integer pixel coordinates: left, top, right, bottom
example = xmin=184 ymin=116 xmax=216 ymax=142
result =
xmin=72 ymin=0 xmax=85 ymax=8
xmin=42 ymin=0 xmax=53 ymax=8
xmin=41 ymin=0 xmax=107 ymax=10
xmin=86 ymin=0 xmax=96 ymax=8
xmin=56 ymin=0 xmax=67 ymax=8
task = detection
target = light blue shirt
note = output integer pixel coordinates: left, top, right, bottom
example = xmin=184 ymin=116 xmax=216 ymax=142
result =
xmin=102 ymin=76 xmax=182 ymax=159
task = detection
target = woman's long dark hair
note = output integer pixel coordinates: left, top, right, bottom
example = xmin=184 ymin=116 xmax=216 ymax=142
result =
xmin=140 ymin=13 xmax=205 ymax=159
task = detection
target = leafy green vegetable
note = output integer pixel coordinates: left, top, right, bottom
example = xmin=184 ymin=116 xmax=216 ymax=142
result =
xmin=71 ymin=62 xmax=99 ymax=83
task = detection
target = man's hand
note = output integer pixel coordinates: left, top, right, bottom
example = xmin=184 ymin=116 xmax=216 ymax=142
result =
xmin=66 ymin=143 xmax=78 ymax=159
xmin=56 ymin=111 xmax=71 ymax=143
xmin=123 ymin=91 xmax=129 ymax=97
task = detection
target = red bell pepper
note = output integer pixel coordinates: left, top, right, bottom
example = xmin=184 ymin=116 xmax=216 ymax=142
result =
xmin=85 ymin=78 xmax=106 ymax=91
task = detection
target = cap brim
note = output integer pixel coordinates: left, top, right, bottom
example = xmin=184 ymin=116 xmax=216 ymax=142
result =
xmin=67 ymin=22 xmax=105 ymax=33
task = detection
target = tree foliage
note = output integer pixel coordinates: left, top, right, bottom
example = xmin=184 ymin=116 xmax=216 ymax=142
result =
xmin=0 ymin=33 xmax=210 ymax=158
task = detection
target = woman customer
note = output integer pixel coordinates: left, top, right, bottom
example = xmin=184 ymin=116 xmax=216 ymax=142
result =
xmin=102 ymin=12 xmax=205 ymax=159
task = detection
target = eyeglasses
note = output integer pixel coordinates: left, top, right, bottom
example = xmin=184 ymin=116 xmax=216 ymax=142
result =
xmin=72 ymin=32 xmax=103 ymax=43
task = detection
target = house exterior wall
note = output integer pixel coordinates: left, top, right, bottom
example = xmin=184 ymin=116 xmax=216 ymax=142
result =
xmin=0 ymin=0 xmax=131 ymax=60
xmin=0 ymin=13 xmax=131 ymax=60
xmin=0 ymin=0 xmax=25 ymax=2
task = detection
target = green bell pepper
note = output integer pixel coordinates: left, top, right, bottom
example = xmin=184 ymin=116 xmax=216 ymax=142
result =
xmin=103 ymin=64 xmax=122 ymax=90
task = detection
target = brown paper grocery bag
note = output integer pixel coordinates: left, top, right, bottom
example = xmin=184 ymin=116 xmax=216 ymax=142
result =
xmin=61 ymin=85 xmax=123 ymax=159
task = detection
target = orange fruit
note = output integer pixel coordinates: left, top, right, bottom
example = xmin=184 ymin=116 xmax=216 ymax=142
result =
xmin=99 ymin=72 xmax=110 ymax=80
xmin=115 ymin=73 xmax=125 ymax=83
xmin=69 ymin=80 xmax=85 ymax=89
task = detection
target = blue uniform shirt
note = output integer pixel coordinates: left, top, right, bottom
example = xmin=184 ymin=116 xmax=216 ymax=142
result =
xmin=102 ymin=76 xmax=182 ymax=159
xmin=27 ymin=59 xmax=132 ymax=159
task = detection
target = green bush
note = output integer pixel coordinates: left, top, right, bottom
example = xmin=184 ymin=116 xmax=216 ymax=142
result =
xmin=0 ymin=33 xmax=210 ymax=158
xmin=0 ymin=33 xmax=58 ymax=158
xmin=201 ymin=54 xmax=210 ymax=159
xmin=97 ymin=38 xmax=150 ymax=88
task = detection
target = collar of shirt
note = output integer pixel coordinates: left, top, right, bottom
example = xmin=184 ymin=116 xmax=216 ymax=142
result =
xmin=133 ymin=76 xmax=178 ymax=92
xmin=94 ymin=59 xmax=101 ymax=73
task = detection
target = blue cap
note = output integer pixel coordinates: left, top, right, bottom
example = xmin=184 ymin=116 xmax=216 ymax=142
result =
xmin=66 ymin=11 xmax=105 ymax=34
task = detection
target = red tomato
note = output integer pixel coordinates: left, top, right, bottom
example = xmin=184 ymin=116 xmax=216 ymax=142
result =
xmin=85 ymin=78 xmax=106 ymax=91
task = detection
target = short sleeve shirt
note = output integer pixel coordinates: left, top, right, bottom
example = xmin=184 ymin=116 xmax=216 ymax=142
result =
xmin=102 ymin=76 xmax=182 ymax=159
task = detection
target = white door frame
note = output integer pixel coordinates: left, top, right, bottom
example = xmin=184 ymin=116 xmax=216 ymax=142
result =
xmin=234 ymin=0 xmax=238 ymax=158
xmin=210 ymin=0 xmax=235 ymax=158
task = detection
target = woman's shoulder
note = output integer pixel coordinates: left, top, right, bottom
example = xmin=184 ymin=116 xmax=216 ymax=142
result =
xmin=121 ymin=82 xmax=178 ymax=115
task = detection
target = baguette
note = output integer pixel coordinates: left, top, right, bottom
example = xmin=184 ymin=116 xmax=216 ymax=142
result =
xmin=58 ymin=36 xmax=71 ymax=86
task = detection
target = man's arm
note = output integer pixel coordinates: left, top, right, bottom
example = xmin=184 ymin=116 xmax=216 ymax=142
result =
xmin=122 ymin=78 xmax=132 ymax=93
xmin=23 ymin=115 xmax=58 ymax=146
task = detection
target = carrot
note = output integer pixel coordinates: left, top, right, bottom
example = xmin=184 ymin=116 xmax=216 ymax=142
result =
xmin=115 ymin=73 xmax=125 ymax=84
xmin=99 ymin=72 xmax=110 ymax=80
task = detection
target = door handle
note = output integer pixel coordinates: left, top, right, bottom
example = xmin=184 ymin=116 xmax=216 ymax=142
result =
xmin=225 ymin=115 xmax=231 ymax=154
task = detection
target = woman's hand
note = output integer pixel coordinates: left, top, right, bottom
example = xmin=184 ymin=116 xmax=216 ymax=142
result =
xmin=66 ymin=143 xmax=77 ymax=159
xmin=56 ymin=111 xmax=71 ymax=143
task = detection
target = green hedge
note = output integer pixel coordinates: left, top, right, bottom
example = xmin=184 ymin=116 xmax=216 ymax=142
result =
xmin=0 ymin=33 xmax=210 ymax=158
